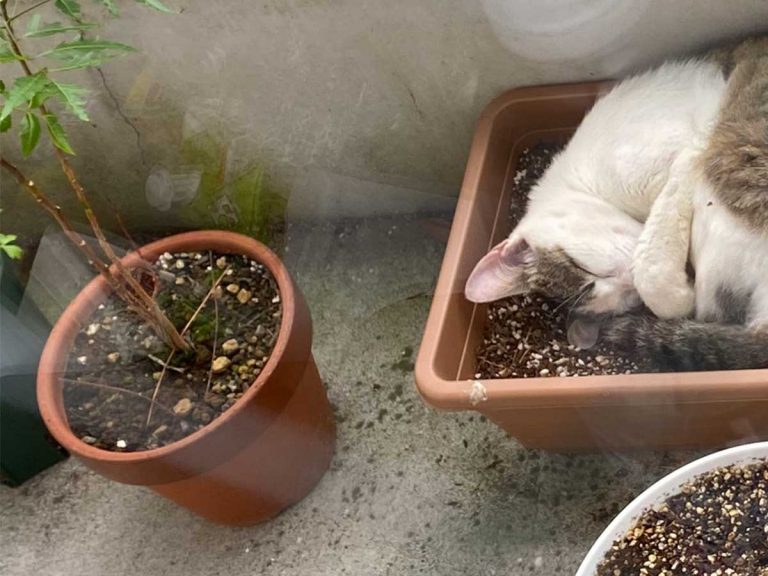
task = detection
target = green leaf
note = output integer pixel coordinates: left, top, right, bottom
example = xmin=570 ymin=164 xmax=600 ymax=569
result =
xmin=48 ymin=51 xmax=115 ymax=71
xmin=0 ymin=80 xmax=5 ymax=94
xmin=20 ymin=113 xmax=41 ymax=157
xmin=54 ymin=0 xmax=83 ymax=22
xmin=96 ymin=0 xmax=119 ymax=15
xmin=25 ymin=21 xmax=99 ymax=38
xmin=1 ymin=245 xmax=23 ymax=259
xmin=0 ymin=73 xmax=51 ymax=122
xmin=0 ymin=39 xmax=20 ymax=63
xmin=50 ymin=81 xmax=89 ymax=121
xmin=135 ymin=0 xmax=175 ymax=13
xmin=0 ymin=115 xmax=10 ymax=133
xmin=29 ymin=83 xmax=59 ymax=108
xmin=42 ymin=38 xmax=137 ymax=57
xmin=26 ymin=14 xmax=42 ymax=35
xmin=0 ymin=234 xmax=22 ymax=260
xmin=44 ymin=113 xmax=75 ymax=154
xmin=0 ymin=47 xmax=18 ymax=63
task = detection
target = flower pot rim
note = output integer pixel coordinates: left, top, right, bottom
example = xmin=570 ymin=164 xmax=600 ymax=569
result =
xmin=37 ymin=230 xmax=297 ymax=465
xmin=576 ymin=441 xmax=768 ymax=575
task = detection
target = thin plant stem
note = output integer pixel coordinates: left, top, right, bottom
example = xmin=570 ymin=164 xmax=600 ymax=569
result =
xmin=205 ymin=251 xmax=220 ymax=394
xmin=180 ymin=266 xmax=230 ymax=336
xmin=147 ymin=353 xmax=185 ymax=373
xmin=9 ymin=0 xmax=53 ymax=22
xmin=1 ymin=4 xmax=189 ymax=352
xmin=62 ymin=377 xmax=177 ymax=418
xmin=145 ymin=266 xmax=231 ymax=427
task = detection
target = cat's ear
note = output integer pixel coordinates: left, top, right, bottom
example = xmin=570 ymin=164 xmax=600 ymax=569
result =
xmin=464 ymin=238 xmax=533 ymax=303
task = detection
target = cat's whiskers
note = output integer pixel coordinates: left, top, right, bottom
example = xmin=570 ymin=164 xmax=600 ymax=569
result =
xmin=556 ymin=282 xmax=592 ymax=316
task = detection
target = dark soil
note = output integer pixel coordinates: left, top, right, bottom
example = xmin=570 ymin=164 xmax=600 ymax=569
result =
xmin=598 ymin=460 xmax=768 ymax=575
xmin=475 ymin=143 xmax=657 ymax=379
xmin=63 ymin=251 xmax=282 ymax=452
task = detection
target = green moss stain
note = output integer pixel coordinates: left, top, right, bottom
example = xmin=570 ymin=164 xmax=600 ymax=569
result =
xmin=178 ymin=131 xmax=286 ymax=243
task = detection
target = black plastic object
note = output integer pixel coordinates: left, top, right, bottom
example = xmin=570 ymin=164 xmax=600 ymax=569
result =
xmin=1 ymin=253 xmax=66 ymax=486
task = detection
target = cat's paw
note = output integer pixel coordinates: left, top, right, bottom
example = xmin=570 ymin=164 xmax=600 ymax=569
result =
xmin=649 ymin=281 xmax=695 ymax=319
xmin=633 ymin=266 xmax=695 ymax=319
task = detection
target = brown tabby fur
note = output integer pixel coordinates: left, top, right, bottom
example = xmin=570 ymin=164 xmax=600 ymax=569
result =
xmin=702 ymin=37 xmax=768 ymax=235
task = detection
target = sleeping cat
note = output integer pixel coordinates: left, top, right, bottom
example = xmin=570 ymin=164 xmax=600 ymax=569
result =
xmin=465 ymin=36 xmax=768 ymax=370
xmin=608 ymin=37 xmax=768 ymax=370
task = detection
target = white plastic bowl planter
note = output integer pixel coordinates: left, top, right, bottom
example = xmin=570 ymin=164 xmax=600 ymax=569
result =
xmin=576 ymin=441 xmax=768 ymax=575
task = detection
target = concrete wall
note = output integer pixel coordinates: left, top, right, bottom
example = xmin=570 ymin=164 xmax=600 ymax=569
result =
xmin=3 ymin=0 xmax=768 ymax=236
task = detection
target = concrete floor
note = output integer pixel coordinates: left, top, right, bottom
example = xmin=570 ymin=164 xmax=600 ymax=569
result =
xmin=1 ymin=214 xmax=700 ymax=576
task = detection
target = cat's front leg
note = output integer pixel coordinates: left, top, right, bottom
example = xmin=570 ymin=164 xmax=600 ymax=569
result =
xmin=632 ymin=151 xmax=698 ymax=319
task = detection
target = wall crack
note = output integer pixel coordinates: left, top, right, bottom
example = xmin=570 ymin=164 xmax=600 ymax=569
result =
xmin=96 ymin=68 xmax=148 ymax=168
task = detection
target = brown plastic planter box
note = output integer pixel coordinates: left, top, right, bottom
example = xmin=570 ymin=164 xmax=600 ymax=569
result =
xmin=415 ymin=82 xmax=768 ymax=452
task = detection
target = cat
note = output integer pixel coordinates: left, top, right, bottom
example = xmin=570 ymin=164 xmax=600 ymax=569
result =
xmin=606 ymin=37 xmax=768 ymax=370
xmin=465 ymin=55 xmax=728 ymax=337
xmin=465 ymin=36 xmax=768 ymax=369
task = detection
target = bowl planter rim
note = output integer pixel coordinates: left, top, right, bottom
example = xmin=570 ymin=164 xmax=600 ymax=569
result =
xmin=576 ymin=441 xmax=768 ymax=575
xmin=414 ymin=81 xmax=768 ymax=412
xmin=37 ymin=230 xmax=305 ymax=476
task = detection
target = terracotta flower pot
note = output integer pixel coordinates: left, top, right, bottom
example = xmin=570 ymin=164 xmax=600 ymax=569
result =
xmin=37 ymin=230 xmax=335 ymax=525
xmin=414 ymin=82 xmax=768 ymax=451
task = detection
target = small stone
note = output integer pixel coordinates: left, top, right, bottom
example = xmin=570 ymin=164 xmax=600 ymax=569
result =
xmin=175 ymin=259 xmax=185 ymax=269
xmin=197 ymin=411 xmax=212 ymax=424
xmin=237 ymin=289 xmax=252 ymax=304
xmin=152 ymin=371 xmax=163 ymax=381
xmin=539 ymin=368 xmax=550 ymax=376
xmin=116 ymin=439 xmax=127 ymax=449
xmin=106 ymin=352 xmax=120 ymax=364
xmin=216 ymin=256 xmax=227 ymax=269
xmin=175 ymin=276 xmax=186 ymax=285
xmin=82 ymin=435 xmax=97 ymax=445
xmin=173 ymin=398 xmax=194 ymax=416
xmin=85 ymin=323 xmax=100 ymax=336
xmin=206 ymin=394 xmax=226 ymax=408
xmin=221 ymin=339 xmax=239 ymax=355
xmin=77 ymin=356 xmax=87 ymax=365
xmin=212 ymin=356 xmax=232 ymax=373
xmin=271 ymin=295 xmax=280 ymax=304
xmin=226 ymin=283 xmax=240 ymax=294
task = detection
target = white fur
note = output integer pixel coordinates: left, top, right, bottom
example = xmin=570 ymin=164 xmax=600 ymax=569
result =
xmin=467 ymin=59 xmax=728 ymax=317
xmin=692 ymin=177 xmax=768 ymax=329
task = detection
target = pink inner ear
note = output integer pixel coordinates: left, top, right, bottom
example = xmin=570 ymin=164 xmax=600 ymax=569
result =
xmin=464 ymin=238 xmax=531 ymax=303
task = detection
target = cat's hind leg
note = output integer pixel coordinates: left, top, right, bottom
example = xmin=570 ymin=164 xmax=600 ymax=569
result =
xmin=632 ymin=150 xmax=699 ymax=319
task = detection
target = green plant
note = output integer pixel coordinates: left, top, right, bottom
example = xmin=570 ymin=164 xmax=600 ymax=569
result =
xmin=0 ymin=232 xmax=22 ymax=259
xmin=0 ymin=0 xmax=191 ymax=350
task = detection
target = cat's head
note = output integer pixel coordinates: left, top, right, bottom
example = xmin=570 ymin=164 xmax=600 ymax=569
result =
xmin=465 ymin=193 xmax=644 ymax=336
